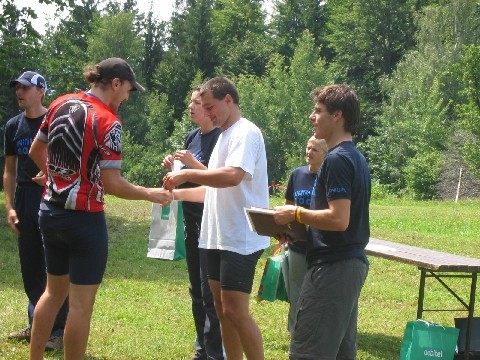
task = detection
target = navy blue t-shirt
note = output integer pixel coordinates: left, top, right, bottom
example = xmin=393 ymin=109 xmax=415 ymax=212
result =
xmin=178 ymin=127 xmax=221 ymax=219
xmin=307 ymin=141 xmax=371 ymax=266
xmin=285 ymin=165 xmax=316 ymax=254
xmin=4 ymin=113 xmax=44 ymax=184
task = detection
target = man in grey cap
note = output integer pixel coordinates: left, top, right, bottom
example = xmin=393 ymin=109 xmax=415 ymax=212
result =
xmin=4 ymin=71 xmax=67 ymax=350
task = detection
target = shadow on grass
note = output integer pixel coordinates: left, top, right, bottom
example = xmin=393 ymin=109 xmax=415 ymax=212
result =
xmin=0 ymin=209 xmax=189 ymax=295
xmin=358 ymin=331 xmax=401 ymax=358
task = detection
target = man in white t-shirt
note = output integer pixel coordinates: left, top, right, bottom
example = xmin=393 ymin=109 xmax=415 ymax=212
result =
xmin=163 ymin=76 xmax=269 ymax=360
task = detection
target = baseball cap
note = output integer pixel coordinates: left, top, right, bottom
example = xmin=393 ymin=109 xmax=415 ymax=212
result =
xmin=97 ymin=57 xmax=145 ymax=92
xmin=10 ymin=71 xmax=47 ymax=91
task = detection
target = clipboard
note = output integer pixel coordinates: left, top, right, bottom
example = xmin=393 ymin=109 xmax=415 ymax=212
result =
xmin=244 ymin=207 xmax=308 ymax=241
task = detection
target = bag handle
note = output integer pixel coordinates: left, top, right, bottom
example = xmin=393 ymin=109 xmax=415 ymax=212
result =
xmin=416 ymin=319 xmax=446 ymax=329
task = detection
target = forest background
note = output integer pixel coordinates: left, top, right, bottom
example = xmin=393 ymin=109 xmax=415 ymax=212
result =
xmin=1 ymin=0 xmax=479 ymax=200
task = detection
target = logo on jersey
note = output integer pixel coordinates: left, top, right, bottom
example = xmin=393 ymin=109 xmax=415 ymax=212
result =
xmin=48 ymin=164 xmax=76 ymax=180
xmin=69 ymin=103 xmax=81 ymax=114
xmin=104 ymin=121 xmax=122 ymax=154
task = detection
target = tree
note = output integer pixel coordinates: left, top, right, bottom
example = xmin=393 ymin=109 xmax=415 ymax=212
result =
xmin=270 ymin=0 xmax=328 ymax=61
xmin=237 ymin=31 xmax=331 ymax=184
xmin=39 ymin=0 xmax=99 ymax=98
xmin=0 ymin=0 xmax=73 ymax=187
xmin=363 ymin=0 xmax=480 ymax=198
xmin=454 ymin=45 xmax=480 ymax=178
xmin=324 ymin=0 xmax=426 ymax=142
xmin=142 ymin=8 xmax=167 ymax=90
xmin=154 ymin=0 xmax=216 ymax=123
xmin=211 ymin=0 xmax=273 ymax=76
xmin=87 ymin=11 xmax=147 ymax=141
xmin=122 ymin=92 xmax=174 ymax=187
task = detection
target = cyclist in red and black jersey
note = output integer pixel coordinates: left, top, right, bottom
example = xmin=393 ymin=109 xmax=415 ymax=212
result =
xmin=28 ymin=58 xmax=171 ymax=360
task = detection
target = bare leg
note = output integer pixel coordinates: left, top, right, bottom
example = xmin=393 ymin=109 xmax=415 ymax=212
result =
xmin=63 ymin=283 xmax=100 ymax=360
xmin=209 ymin=280 xmax=243 ymax=360
xmin=222 ymin=289 xmax=264 ymax=360
xmin=209 ymin=280 xmax=264 ymax=360
xmin=30 ymin=274 xmax=69 ymax=360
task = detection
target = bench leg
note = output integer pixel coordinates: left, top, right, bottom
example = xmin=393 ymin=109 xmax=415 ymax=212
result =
xmin=417 ymin=269 xmax=426 ymax=319
xmin=463 ymin=273 xmax=477 ymax=360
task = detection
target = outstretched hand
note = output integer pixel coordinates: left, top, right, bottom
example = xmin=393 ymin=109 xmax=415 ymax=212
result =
xmin=151 ymin=188 xmax=173 ymax=206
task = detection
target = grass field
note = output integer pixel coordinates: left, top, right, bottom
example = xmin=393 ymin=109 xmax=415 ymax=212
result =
xmin=0 ymin=193 xmax=479 ymax=359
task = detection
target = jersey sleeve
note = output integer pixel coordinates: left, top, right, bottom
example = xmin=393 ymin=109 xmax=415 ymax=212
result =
xmin=98 ymin=120 xmax=123 ymax=170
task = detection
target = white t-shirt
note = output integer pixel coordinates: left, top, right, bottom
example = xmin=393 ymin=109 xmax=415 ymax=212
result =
xmin=199 ymin=118 xmax=270 ymax=255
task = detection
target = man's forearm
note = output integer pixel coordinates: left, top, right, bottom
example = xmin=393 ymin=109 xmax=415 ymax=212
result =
xmin=173 ymin=187 xmax=206 ymax=203
xmin=182 ymin=167 xmax=244 ymax=188
xmin=3 ymin=173 xmax=16 ymax=211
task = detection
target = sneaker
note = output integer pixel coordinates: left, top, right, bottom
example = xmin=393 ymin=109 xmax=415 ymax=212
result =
xmin=45 ymin=335 xmax=63 ymax=351
xmin=8 ymin=326 xmax=31 ymax=341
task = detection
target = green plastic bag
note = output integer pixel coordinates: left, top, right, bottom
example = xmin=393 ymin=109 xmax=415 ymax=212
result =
xmin=257 ymin=251 xmax=289 ymax=302
xmin=147 ymin=201 xmax=186 ymax=260
xmin=400 ymin=320 xmax=459 ymax=360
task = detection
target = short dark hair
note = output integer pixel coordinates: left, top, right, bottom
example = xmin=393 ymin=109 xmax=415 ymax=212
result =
xmin=200 ymin=77 xmax=240 ymax=105
xmin=311 ymin=84 xmax=360 ymax=135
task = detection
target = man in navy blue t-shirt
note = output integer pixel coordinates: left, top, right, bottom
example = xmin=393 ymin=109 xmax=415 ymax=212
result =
xmin=274 ymin=84 xmax=371 ymax=360
xmin=4 ymin=71 xmax=67 ymax=350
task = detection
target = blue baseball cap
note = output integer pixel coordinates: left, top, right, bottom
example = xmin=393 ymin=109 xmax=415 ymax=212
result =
xmin=10 ymin=71 xmax=47 ymax=91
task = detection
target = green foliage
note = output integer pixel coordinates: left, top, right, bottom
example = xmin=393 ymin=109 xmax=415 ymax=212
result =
xmin=2 ymin=0 xmax=480 ymax=198
xmin=453 ymin=45 xmax=480 ymax=178
xmin=270 ymin=0 xmax=328 ymax=61
xmin=404 ymin=151 xmax=442 ymax=199
xmin=211 ymin=0 xmax=273 ymax=76
xmin=142 ymin=9 xmax=167 ymax=90
xmin=323 ymin=0 xmax=422 ymax=141
xmin=0 ymin=1 xmax=43 ymax=119
xmin=87 ymin=11 xmax=148 ymax=142
xmin=364 ymin=0 xmax=480 ymax=199
xmin=155 ymin=0 xmax=216 ymax=122
xmin=237 ymin=31 xmax=331 ymax=184
xmin=370 ymin=179 xmax=398 ymax=201
xmin=122 ymin=92 xmax=174 ymax=187
xmin=87 ymin=12 xmax=142 ymax=66
xmin=38 ymin=0 xmax=99 ymax=97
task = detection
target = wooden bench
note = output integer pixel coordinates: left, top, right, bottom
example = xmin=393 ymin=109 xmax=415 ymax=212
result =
xmin=366 ymin=237 xmax=480 ymax=360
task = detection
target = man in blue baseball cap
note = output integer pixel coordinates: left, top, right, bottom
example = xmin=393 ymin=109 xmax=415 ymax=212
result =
xmin=4 ymin=71 xmax=67 ymax=350
xmin=9 ymin=71 xmax=48 ymax=90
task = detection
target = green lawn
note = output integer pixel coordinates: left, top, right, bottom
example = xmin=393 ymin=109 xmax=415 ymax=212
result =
xmin=1 ymin=194 xmax=479 ymax=359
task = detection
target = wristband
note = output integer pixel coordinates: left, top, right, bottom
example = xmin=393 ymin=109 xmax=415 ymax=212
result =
xmin=295 ymin=206 xmax=303 ymax=224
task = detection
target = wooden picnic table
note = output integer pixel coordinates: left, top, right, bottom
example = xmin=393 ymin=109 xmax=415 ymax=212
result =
xmin=366 ymin=237 xmax=480 ymax=360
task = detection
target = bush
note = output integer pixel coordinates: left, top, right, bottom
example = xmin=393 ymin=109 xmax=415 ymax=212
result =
xmin=370 ymin=179 xmax=398 ymax=201
xmin=404 ymin=151 xmax=442 ymax=199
